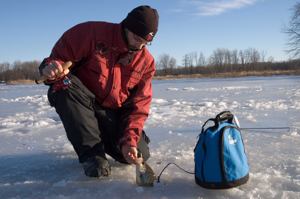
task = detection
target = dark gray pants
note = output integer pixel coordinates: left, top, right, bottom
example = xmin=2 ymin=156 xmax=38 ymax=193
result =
xmin=47 ymin=75 xmax=150 ymax=163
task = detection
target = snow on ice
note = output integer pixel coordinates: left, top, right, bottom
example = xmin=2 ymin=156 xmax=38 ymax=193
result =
xmin=0 ymin=76 xmax=299 ymax=199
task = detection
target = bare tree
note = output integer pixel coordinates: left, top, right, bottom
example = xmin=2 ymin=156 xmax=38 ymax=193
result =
xmin=0 ymin=62 xmax=10 ymax=73
xmin=197 ymin=52 xmax=206 ymax=66
xmin=231 ymin=50 xmax=239 ymax=66
xmin=0 ymin=62 xmax=10 ymax=81
xmin=158 ymin=54 xmax=170 ymax=70
xmin=243 ymin=49 xmax=252 ymax=65
xmin=260 ymin=50 xmax=267 ymax=62
xmin=285 ymin=2 xmax=300 ymax=58
xmin=268 ymin=56 xmax=274 ymax=63
xmin=239 ymin=50 xmax=245 ymax=66
xmin=169 ymin=57 xmax=177 ymax=69
xmin=190 ymin=51 xmax=198 ymax=67
xmin=224 ymin=49 xmax=231 ymax=66
xmin=182 ymin=53 xmax=194 ymax=70
xmin=210 ymin=48 xmax=225 ymax=67
xmin=182 ymin=54 xmax=189 ymax=68
xmin=249 ymin=48 xmax=260 ymax=63
xmin=157 ymin=54 xmax=177 ymax=75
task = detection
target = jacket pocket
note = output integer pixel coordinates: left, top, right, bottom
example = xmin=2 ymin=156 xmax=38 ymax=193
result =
xmin=84 ymin=52 xmax=109 ymax=90
xmin=123 ymin=68 xmax=142 ymax=89
xmin=90 ymin=53 xmax=109 ymax=75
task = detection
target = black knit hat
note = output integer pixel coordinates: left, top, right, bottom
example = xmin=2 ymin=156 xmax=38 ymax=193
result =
xmin=122 ymin=5 xmax=159 ymax=41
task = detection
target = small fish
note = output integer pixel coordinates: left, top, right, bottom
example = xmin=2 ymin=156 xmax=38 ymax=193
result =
xmin=136 ymin=162 xmax=155 ymax=187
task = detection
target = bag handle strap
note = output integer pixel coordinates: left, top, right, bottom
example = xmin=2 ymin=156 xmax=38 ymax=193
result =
xmin=200 ymin=111 xmax=235 ymax=135
xmin=215 ymin=111 xmax=234 ymax=123
xmin=200 ymin=118 xmax=216 ymax=134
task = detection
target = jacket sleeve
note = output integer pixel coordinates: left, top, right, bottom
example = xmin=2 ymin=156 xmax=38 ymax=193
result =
xmin=119 ymin=59 xmax=156 ymax=148
xmin=39 ymin=22 xmax=94 ymax=72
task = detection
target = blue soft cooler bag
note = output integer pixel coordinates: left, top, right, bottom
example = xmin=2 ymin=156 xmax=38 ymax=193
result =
xmin=194 ymin=111 xmax=249 ymax=189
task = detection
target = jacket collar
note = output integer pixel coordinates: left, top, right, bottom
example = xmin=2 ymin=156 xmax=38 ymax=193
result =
xmin=111 ymin=23 xmax=129 ymax=54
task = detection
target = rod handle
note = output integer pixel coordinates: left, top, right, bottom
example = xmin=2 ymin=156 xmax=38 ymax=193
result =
xmin=35 ymin=61 xmax=72 ymax=84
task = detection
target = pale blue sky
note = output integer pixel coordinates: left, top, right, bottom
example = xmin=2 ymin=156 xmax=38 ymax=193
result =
xmin=0 ymin=0 xmax=298 ymax=64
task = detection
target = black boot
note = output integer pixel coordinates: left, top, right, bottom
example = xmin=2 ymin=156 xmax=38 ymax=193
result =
xmin=82 ymin=156 xmax=111 ymax=177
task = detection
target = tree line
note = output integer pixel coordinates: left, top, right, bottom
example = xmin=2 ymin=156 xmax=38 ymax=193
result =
xmin=155 ymin=48 xmax=300 ymax=76
xmin=0 ymin=61 xmax=40 ymax=82
xmin=0 ymin=49 xmax=298 ymax=83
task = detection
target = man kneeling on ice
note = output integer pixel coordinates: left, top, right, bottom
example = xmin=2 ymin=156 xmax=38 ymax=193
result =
xmin=38 ymin=5 xmax=159 ymax=178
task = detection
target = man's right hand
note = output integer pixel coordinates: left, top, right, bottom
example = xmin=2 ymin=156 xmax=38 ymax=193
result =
xmin=121 ymin=145 xmax=143 ymax=165
xmin=42 ymin=61 xmax=70 ymax=81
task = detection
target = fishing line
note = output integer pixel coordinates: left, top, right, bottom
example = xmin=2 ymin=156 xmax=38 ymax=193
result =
xmin=172 ymin=126 xmax=291 ymax=132
xmin=157 ymin=162 xmax=194 ymax=183
xmin=240 ymin=127 xmax=290 ymax=130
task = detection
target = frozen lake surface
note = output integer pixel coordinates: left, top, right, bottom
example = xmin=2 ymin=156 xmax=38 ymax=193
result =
xmin=0 ymin=76 xmax=299 ymax=199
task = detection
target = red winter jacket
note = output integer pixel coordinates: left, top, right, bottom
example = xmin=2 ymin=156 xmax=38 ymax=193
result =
xmin=44 ymin=22 xmax=156 ymax=148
